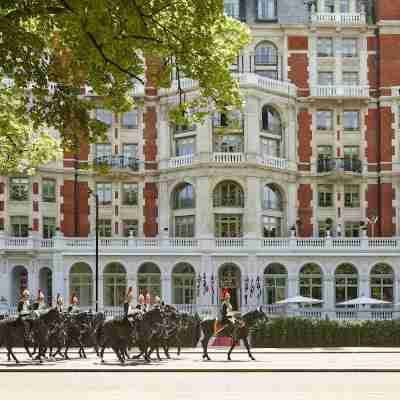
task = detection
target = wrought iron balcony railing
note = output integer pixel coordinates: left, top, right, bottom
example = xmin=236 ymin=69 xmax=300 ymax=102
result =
xmin=317 ymin=158 xmax=362 ymax=174
xmin=93 ymin=155 xmax=139 ymax=171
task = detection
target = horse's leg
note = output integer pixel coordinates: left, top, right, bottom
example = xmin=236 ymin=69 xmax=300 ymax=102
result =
xmin=24 ymin=342 xmax=32 ymax=358
xmin=156 ymin=345 xmax=161 ymax=361
xmin=227 ymin=337 xmax=236 ymax=361
xmin=243 ymin=336 xmax=255 ymax=361
xmin=64 ymin=344 xmax=70 ymax=360
xmin=100 ymin=346 xmax=106 ymax=363
xmin=7 ymin=347 xmax=19 ymax=364
xmin=163 ymin=344 xmax=170 ymax=359
xmin=177 ymin=338 xmax=182 ymax=356
xmin=201 ymin=333 xmax=211 ymax=360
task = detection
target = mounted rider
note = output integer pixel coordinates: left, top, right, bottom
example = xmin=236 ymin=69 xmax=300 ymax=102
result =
xmin=17 ymin=289 xmax=31 ymax=318
xmin=123 ymin=286 xmax=134 ymax=318
xmin=55 ymin=293 xmax=64 ymax=312
xmin=144 ymin=292 xmax=151 ymax=312
xmin=136 ymin=293 xmax=146 ymax=313
xmin=68 ymin=293 xmax=80 ymax=314
xmin=153 ymin=295 xmax=162 ymax=310
xmin=32 ymin=289 xmax=48 ymax=317
xmin=214 ymin=288 xmax=234 ymax=335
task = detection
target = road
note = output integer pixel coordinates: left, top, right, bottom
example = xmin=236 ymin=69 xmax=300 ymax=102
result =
xmin=1 ymin=348 xmax=400 ymax=399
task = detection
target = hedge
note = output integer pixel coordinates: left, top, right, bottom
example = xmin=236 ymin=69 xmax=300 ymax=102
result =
xmin=250 ymin=317 xmax=400 ymax=347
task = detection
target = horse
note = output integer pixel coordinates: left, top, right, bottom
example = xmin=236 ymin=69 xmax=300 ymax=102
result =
xmin=200 ymin=308 xmax=266 ymax=361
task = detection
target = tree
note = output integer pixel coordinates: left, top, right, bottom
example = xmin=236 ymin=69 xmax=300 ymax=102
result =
xmin=0 ymin=0 xmax=250 ymax=173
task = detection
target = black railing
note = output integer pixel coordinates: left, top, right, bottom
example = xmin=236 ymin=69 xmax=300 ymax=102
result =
xmin=94 ymin=155 xmax=139 ymax=171
xmin=317 ymin=158 xmax=362 ymax=173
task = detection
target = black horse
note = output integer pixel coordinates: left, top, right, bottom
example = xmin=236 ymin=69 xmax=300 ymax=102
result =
xmin=200 ymin=308 xmax=266 ymax=361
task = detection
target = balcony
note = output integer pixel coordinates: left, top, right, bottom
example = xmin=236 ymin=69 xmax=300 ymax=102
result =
xmin=257 ymin=156 xmax=289 ymax=170
xmin=213 ymin=152 xmax=244 ymax=164
xmin=1 ymin=236 xmax=400 ymax=254
xmin=317 ymin=158 xmax=362 ymax=174
xmin=311 ymin=12 xmax=366 ymax=26
xmin=93 ymin=155 xmax=139 ymax=171
xmin=168 ymin=154 xmax=195 ymax=169
xmin=311 ymin=85 xmax=369 ymax=99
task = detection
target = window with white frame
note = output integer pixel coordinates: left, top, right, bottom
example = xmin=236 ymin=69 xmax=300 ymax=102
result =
xmin=345 ymin=221 xmax=361 ymax=237
xmin=173 ymin=183 xmax=195 ymax=209
xmin=255 ymin=42 xmax=278 ymax=65
xmin=98 ymin=219 xmax=112 ymax=237
xmin=121 ymin=110 xmax=138 ymax=129
xmin=261 ymin=105 xmax=282 ymax=134
xmin=263 ymin=216 xmax=281 ymax=237
xmin=43 ymin=217 xmax=56 ymax=239
xmin=95 ymin=108 xmax=112 ymax=126
xmin=343 ymin=111 xmax=360 ymax=131
xmin=42 ymin=179 xmax=56 ymax=202
xmin=224 ymin=0 xmax=240 ymax=18
xmin=340 ymin=0 xmax=350 ymax=13
xmin=122 ymin=183 xmax=138 ymax=205
xmin=342 ymin=72 xmax=359 ymax=86
xmin=318 ymin=220 xmax=331 ymax=237
xmin=261 ymin=137 xmax=280 ymax=158
xmin=215 ymin=214 xmax=242 ymax=237
xmin=263 ymin=184 xmax=282 ymax=210
xmin=342 ymin=38 xmax=358 ymax=57
xmin=257 ymin=0 xmax=277 ymax=20
xmin=318 ymin=184 xmax=334 ymax=208
xmin=95 ymin=143 xmax=112 ymax=161
xmin=175 ymin=136 xmax=196 ymax=156
xmin=344 ymin=185 xmax=360 ymax=208
xmin=318 ymin=72 xmax=334 ymax=86
xmin=96 ymin=182 xmax=112 ymax=205
xmin=10 ymin=178 xmax=29 ymax=201
xmin=317 ymin=38 xmax=333 ymax=57
xmin=10 ymin=216 xmax=29 ymax=237
xmin=324 ymin=0 xmax=335 ymax=12
xmin=175 ymin=215 xmax=195 ymax=237
xmin=316 ymin=110 xmax=334 ymax=130
xmin=213 ymin=181 xmax=244 ymax=208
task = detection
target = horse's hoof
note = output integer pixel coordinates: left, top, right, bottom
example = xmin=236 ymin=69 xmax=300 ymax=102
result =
xmin=101 ymin=359 xmax=105 ymax=364
xmin=251 ymin=357 xmax=256 ymax=361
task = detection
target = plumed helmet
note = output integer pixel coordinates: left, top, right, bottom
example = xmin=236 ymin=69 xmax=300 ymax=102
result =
xmin=38 ymin=289 xmax=45 ymax=300
xmin=145 ymin=292 xmax=151 ymax=303
xmin=154 ymin=295 xmax=161 ymax=304
xmin=71 ymin=293 xmax=79 ymax=304
xmin=138 ymin=294 xmax=145 ymax=304
xmin=221 ymin=288 xmax=230 ymax=300
xmin=57 ymin=294 xmax=64 ymax=304
xmin=21 ymin=289 xmax=30 ymax=298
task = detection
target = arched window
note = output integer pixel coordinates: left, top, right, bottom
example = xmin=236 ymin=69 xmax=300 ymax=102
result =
xmin=335 ymin=264 xmax=358 ymax=304
xmin=255 ymin=42 xmax=277 ymax=66
xmin=172 ymin=263 xmax=196 ymax=304
xmin=39 ymin=267 xmax=53 ymax=306
xmin=263 ymin=184 xmax=283 ymax=210
xmin=213 ymin=181 xmax=244 ymax=207
xmin=173 ymin=183 xmax=195 ymax=209
xmin=370 ymin=264 xmax=394 ymax=302
xmin=137 ymin=263 xmax=161 ymax=299
xmin=11 ymin=265 xmax=28 ymax=305
xmin=103 ymin=263 xmax=127 ymax=307
xmin=261 ymin=106 xmax=282 ymax=135
xmin=263 ymin=264 xmax=287 ymax=304
xmin=70 ymin=263 xmax=93 ymax=307
xmin=299 ymin=264 xmax=323 ymax=301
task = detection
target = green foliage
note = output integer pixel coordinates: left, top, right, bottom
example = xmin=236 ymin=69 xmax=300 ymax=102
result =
xmin=251 ymin=317 xmax=400 ymax=348
xmin=0 ymin=0 xmax=250 ymax=173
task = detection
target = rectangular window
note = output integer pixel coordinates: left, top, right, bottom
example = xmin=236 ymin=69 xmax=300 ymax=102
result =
xmin=122 ymin=144 xmax=138 ymax=159
xmin=345 ymin=221 xmax=360 ymax=237
xmin=10 ymin=178 xmax=29 ymax=201
xmin=317 ymin=38 xmax=333 ymax=57
xmin=318 ymin=72 xmax=334 ymax=86
xmin=344 ymin=146 xmax=360 ymax=158
xmin=214 ymin=135 xmax=244 ymax=153
xmin=342 ymin=38 xmax=358 ymax=57
xmin=224 ymin=0 xmax=240 ymax=18
xmin=318 ymin=221 xmax=330 ymax=237
xmin=343 ymin=72 xmax=359 ymax=86
xmin=122 ymin=219 xmax=138 ymax=237
xmin=340 ymin=0 xmax=350 ymax=13
xmin=317 ymin=146 xmax=333 ymax=172
xmin=263 ymin=216 xmax=281 ymax=237
xmin=95 ymin=143 xmax=112 ymax=164
xmin=257 ymin=0 xmax=277 ymax=20
xmin=95 ymin=109 xmax=112 ymax=126
xmin=43 ymin=217 xmax=56 ymax=239
xmin=316 ymin=110 xmax=333 ymax=130
xmin=343 ymin=111 xmax=360 ymax=131
xmin=96 ymin=183 xmax=112 ymax=205
xmin=122 ymin=183 xmax=138 ymax=205
xmin=175 ymin=215 xmax=195 ymax=237
xmin=344 ymin=185 xmax=360 ymax=208
xmin=261 ymin=137 xmax=280 ymax=158
xmin=98 ymin=219 xmax=112 ymax=237
xmin=215 ymin=214 xmax=242 ymax=237
xmin=42 ymin=179 xmax=56 ymax=203
xmin=324 ymin=0 xmax=335 ymax=12
xmin=10 ymin=216 xmax=29 ymax=237
xmin=175 ymin=137 xmax=196 ymax=156
xmin=121 ymin=110 xmax=138 ymax=129
xmin=318 ymin=185 xmax=334 ymax=208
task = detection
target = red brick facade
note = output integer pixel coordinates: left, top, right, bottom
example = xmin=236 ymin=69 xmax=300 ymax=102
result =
xmin=143 ymin=182 xmax=158 ymax=237
xmin=376 ymin=1 xmax=400 ymax=21
xmin=298 ymin=184 xmax=313 ymax=237
xmin=288 ymin=53 xmax=309 ymax=96
xmin=298 ymin=109 xmax=312 ymax=171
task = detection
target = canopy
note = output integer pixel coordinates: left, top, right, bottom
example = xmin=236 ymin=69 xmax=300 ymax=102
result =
xmin=275 ymin=296 xmax=323 ymax=305
xmin=337 ymin=296 xmax=391 ymax=306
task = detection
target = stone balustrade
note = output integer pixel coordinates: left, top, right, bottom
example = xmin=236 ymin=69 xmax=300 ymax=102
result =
xmin=311 ymin=85 xmax=369 ymax=98
xmin=311 ymin=12 xmax=366 ymax=26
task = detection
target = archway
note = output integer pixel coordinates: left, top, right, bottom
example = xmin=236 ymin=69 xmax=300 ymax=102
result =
xmin=335 ymin=264 xmax=358 ymax=304
xmin=11 ymin=265 xmax=28 ymax=305
xmin=219 ymin=263 xmax=241 ymax=310
xmin=299 ymin=264 xmax=323 ymax=302
xmin=263 ymin=263 xmax=287 ymax=304
xmin=137 ymin=263 xmax=161 ymax=299
xmin=103 ymin=263 xmax=127 ymax=307
xmin=172 ymin=263 xmax=196 ymax=304
xmin=370 ymin=264 xmax=394 ymax=302
xmin=69 ymin=263 xmax=93 ymax=307
xmin=39 ymin=267 xmax=53 ymax=306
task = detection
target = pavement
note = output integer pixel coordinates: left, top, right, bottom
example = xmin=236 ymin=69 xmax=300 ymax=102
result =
xmin=2 ymin=347 xmax=400 ymax=371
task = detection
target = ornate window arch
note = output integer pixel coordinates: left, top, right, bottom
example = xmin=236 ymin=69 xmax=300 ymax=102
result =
xmin=137 ymin=263 xmax=161 ymax=299
xmin=335 ymin=263 xmax=358 ymax=304
xmin=103 ymin=263 xmax=127 ymax=307
xmin=299 ymin=264 xmax=323 ymax=302
xmin=172 ymin=183 xmax=195 ymax=210
xmin=172 ymin=263 xmax=196 ymax=305
xmin=213 ymin=180 xmax=244 ymax=208
xmin=370 ymin=264 xmax=394 ymax=302
xmin=261 ymin=105 xmax=282 ymax=135
xmin=263 ymin=264 xmax=287 ymax=304
xmin=69 ymin=263 xmax=93 ymax=307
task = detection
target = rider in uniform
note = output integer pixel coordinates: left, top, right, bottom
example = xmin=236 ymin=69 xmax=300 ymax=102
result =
xmin=215 ymin=288 xmax=234 ymax=335
xmin=136 ymin=294 xmax=146 ymax=313
xmin=55 ymin=293 xmax=64 ymax=312
xmin=17 ymin=289 xmax=31 ymax=341
xmin=144 ymin=292 xmax=151 ymax=312
xmin=153 ymin=295 xmax=162 ymax=310
xmin=123 ymin=287 xmax=134 ymax=318
xmin=68 ymin=293 xmax=80 ymax=314
xmin=32 ymin=289 xmax=47 ymax=317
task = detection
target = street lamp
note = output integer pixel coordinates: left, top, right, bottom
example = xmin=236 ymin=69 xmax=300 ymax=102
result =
xmin=88 ymin=188 xmax=99 ymax=312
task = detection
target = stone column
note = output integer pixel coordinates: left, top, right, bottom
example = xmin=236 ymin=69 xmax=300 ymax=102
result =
xmin=359 ymin=274 xmax=369 ymax=298
xmin=324 ymin=273 xmax=335 ymax=310
xmin=287 ymin=274 xmax=298 ymax=298
xmin=197 ymin=117 xmax=212 ymax=163
xmin=161 ymin=272 xmax=171 ymax=304
xmin=196 ymin=177 xmax=213 ymax=238
xmin=52 ymin=250 xmax=65 ymax=303
xmin=245 ymin=177 xmax=261 ymax=239
xmin=158 ymin=180 xmax=170 ymax=238
xmin=245 ymin=96 xmax=260 ymax=163
xmin=158 ymin=106 xmax=170 ymax=169
xmin=0 ymin=257 xmax=8 ymax=303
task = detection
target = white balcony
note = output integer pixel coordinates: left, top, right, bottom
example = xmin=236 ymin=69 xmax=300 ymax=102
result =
xmin=2 ymin=236 xmax=400 ymax=254
xmin=213 ymin=152 xmax=244 ymax=164
xmin=258 ymin=156 xmax=289 ymax=170
xmin=168 ymin=154 xmax=195 ymax=169
xmin=311 ymin=12 xmax=366 ymax=26
xmin=311 ymin=85 xmax=369 ymax=99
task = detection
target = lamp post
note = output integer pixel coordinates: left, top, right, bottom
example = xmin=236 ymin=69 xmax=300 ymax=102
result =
xmin=88 ymin=188 xmax=99 ymax=312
